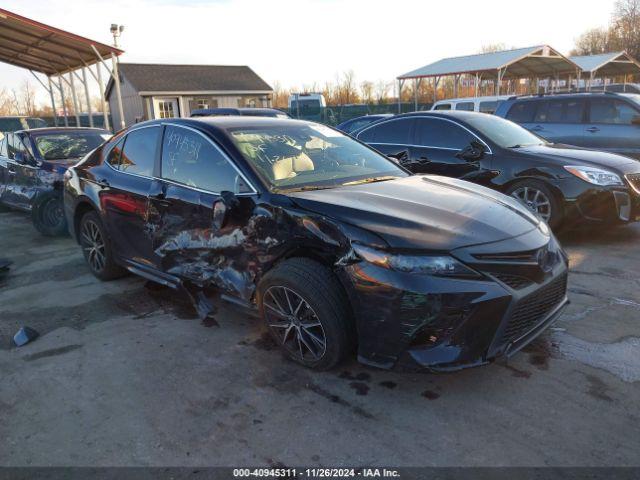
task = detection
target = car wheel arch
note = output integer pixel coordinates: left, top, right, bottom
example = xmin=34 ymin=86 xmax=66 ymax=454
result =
xmin=73 ymin=199 xmax=99 ymax=243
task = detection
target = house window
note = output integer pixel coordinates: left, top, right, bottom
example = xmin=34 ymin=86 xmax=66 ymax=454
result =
xmin=188 ymin=97 xmax=219 ymax=112
xmin=157 ymin=101 xmax=175 ymax=119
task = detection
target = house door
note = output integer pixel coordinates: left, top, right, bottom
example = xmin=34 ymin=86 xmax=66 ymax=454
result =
xmin=153 ymin=98 xmax=180 ymax=119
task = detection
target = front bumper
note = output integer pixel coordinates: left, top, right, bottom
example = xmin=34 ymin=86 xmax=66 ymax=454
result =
xmin=337 ymin=230 xmax=569 ymax=371
xmin=557 ymin=177 xmax=640 ymax=225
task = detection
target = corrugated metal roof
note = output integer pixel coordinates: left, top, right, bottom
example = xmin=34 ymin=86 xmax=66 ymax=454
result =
xmin=570 ymin=52 xmax=624 ymax=72
xmin=398 ymin=45 xmax=578 ymax=80
xmin=569 ymin=51 xmax=640 ymax=75
xmin=0 ymin=7 xmax=123 ymax=75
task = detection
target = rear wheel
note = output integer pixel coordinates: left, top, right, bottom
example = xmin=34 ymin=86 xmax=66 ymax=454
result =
xmin=257 ymin=258 xmax=353 ymax=370
xmin=32 ymin=193 xmax=68 ymax=236
xmin=79 ymin=211 xmax=126 ymax=281
xmin=506 ymin=180 xmax=562 ymax=229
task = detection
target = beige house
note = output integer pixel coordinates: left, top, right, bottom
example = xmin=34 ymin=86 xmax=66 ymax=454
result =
xmin=105 ymin=63 xmax=273 ymax=127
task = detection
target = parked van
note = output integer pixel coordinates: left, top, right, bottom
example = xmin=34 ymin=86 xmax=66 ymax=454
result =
xmin=288 ymin=93 xmax=326 ymax=121
xmin=431 ymin=96 xmax=510 ymax=114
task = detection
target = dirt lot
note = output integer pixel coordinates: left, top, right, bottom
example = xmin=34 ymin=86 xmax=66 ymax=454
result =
xmin=0 ymin=208 xmax=639 ymax=467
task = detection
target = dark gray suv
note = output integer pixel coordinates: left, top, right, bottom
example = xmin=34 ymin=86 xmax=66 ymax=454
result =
xmin=495 ymin=92 xmax=640 ymax=159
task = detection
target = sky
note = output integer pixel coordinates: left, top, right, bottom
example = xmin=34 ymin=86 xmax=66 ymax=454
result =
xmin=0 ymin=0 xmax=617 ymax=105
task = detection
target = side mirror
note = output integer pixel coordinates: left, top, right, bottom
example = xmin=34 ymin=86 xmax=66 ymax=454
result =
xmin=212 ymin=191 xmax=240 ymax=230
xmin=387 ymin=150 xmax=409 ymax=165
xmin=456 ymin=142 xmax=484 ymax=161
xmin=631 ymin=115 xmax=640 ymax=125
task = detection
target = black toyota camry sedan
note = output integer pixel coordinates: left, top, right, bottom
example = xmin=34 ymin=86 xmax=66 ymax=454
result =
xmin=355 ymin=111 xmax=640 ymax=229
xmin=64 ymin=117 xmax=568 ymax=371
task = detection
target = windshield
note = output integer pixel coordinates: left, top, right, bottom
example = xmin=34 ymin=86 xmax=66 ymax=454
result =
xmin=228 ymin=123 xmax=407 ymax=192
xmin=33 ymin=132 xmax=111 ymax=160
xmin=464 ymin=113 xmax=546 ymax=148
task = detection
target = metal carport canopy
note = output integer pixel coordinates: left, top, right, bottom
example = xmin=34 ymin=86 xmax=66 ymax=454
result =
xmin=398 ymin=45 xmax=580 ymax=81
xmin=0 ymin=8 xmax=125 ymax=129
xmin=569 ymin=51 xmax=640 ymax=77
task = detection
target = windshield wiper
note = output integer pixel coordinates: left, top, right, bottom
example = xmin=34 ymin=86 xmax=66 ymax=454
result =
xmin=341 ymin=176 xmax=398 ymax=186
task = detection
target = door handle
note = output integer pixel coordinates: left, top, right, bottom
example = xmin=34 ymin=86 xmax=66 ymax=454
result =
xmin=7 ymin=167 xmax=16 ymax=175
xmin=586 ymin=127 xmax=600 ymax=133
xmin=96 ymin=178 xmax=110 ymax=188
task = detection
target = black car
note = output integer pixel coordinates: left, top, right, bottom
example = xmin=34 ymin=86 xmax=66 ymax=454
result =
xmin=64 ymin=117 xmax=568 ymax=371
xmin=355 ymin=111 xmax=640 ymax=229
xmin=336 ymin=114 xmax=393 ymax=135
xmin=190 ymin=107 xmax=291 ymax=118
xmin=0 ymin=127 xmax=111 ymax=235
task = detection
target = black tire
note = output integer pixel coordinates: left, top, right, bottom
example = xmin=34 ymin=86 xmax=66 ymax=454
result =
xmin=31 ymin=193 xmax=68 ymax=236
xmin=78 ymin=210 xmax=127 ymax=281
xmin=506 ymin=179 xmax=563 ymax=229
xmin=257 ymin=258 xmax=354 ymax=370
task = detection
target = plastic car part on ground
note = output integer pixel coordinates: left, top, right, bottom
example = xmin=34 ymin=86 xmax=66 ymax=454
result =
xmin=13 ymin=326 xmax=39 ymax=347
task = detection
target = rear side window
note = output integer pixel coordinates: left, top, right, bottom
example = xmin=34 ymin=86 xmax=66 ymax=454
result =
xmin=119 ymin=127 xmax=161 ymax=176
xmin=589 ymin=98 xmax=640 ymax=124
xmin=414 ymin=118 xmax=475 ymax=149
xmin=455 ymin=102 xmax=475 ymax=111
xmin=0 ymin=136 xmax=7 ymax=157
xmin=161 ymin=125 xmax=251 ymax=194
xmin=534 ymin=99 xmax=585 ymax=123
xmin=106 ymin=137 xmax=125 ymax=168
xmin=479 ymin=101 xmax=500 ymax=114
xmin=357 ymin=118 xmax=414 ymax=144
xmin=0 ymin=118 xmax=23 ymax=132
xmin=434 ymin=103 xmax=452 ymax=111
xmin=506 ymin=101 xmax=537 ymax=123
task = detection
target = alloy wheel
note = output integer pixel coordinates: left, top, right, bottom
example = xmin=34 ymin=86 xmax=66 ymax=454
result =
xmin=263 ymin=285 xmax=327 ymax=362
xmin=511 ymin=186 xmax=552 ymax=222
xmin=81 ymin=220 xmax=106 ymax=273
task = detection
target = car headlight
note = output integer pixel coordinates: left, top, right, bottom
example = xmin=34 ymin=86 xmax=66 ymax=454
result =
xmin=564 ymin=166 xmax=623 ymax=186
xmin=352 ymin=244 xmax=481 ymax=278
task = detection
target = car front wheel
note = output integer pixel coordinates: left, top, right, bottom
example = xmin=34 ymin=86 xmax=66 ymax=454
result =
xmin=507 ymin=180 xmax=562 ymax=229
xmin=257 ymin=258 xmax=353 ymax=370
xmin=32 ymin=192 xmax=68 ymax=236
xmin=79 ymin=210 xmax=126 ymax=281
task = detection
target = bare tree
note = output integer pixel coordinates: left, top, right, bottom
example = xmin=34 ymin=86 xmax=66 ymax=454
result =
xmin=360 ymin=80 xmax=374 ymax=104
xmin=335 ymin=70 xmax=359 ymax=105
xmin=610 ymin=0 xmax=640 ymax=59
xmin=571 ymin=28 xmax=610 ymax=55
xmin=479 ymin=43 xmax=508 ymax=53
xmin=375 ymin=80 xmax=390 ymax=104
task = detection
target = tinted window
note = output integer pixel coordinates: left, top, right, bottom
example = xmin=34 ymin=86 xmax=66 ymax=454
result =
xmin=434 ymin=103 xmax=452 ymax=111
xmin=0 ymin=136 xmax=7 ymax=157
xmin=162 ymin=125 xmax=250 ymax=194
xmin=106 ymin=137 xmax=125 ymax=168
xmin=33 ymin=132 xmax=110 ymax=160
xmin=358 ymin=118 xmax=413 ymax=144
xmin=0 ymin=118 xmax=23 ymax=132
xmin=26 ymin=118 xmax=47 ymax=129
xmin=415 ymin=118 xmax=475 ymax=149
xmin=534 ymin=99 xmax=584 ymax=123
xmin=119 ymin=127 xmax=160 ymax=176
xmin=344 ymin=118 xmax=375 ymax=134
xmin=464 ymin=114 xmax=545 ymax=148
xmin=455 ymin=102 xmax=475 ymax=111
xmin=479 ymin=101 xmax=500 ymax=114
xmin=506 ymin=101 xmax=537 ymax=123
xmin=589 ymin=98 xmax=640 ymax=124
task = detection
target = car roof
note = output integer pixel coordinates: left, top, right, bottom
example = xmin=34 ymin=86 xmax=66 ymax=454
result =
xmin=17 ymin=127 xmax=110 ymax=135
xmin=392 ymin=110 xmax=485 ymax=121
xmin=506 ymin=92 xmax=626 ymax=102
xmin=133 ymin=116 xmax=320 ymax=132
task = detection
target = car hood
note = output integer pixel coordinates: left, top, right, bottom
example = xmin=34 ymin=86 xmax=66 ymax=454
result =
xmin=516 ymin=144 xmax=639 ymax=172
xmin=289 ymin=175 xmax=541 ymax=250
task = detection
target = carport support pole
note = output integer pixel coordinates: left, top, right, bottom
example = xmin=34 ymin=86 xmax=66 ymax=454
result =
xmin=397 ymin=79 xmax=403 ymax=113
xmin=58 ymin=76 xmax=69 ymax=127
xmin=81 ymin=67 xmax=94 ymax=128
xmin=95 ymin=65 xmax=110 ymax=131
xmin=413 ymin=78 xmax=418 ymax=111
xmin=68 ymin=72 xmax=81 ymax=127
xmin=47 ymin=76 xmax=58 ymax=127
xmin=111 ymin=52 xmax=125 ymax=129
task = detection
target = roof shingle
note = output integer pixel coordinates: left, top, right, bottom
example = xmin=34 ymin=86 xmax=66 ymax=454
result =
xmin=107 ymin=63 xmax=272 ymax=97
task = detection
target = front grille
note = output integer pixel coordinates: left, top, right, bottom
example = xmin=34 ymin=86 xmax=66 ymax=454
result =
xmin=492 ymin=273 xmax=533 ymax=290
xmin=502 ymin=274 xmax=567 ymax=345
xmin=625 ymin=173 xmax=640 ymax=194
xmin=473 ymin=250 xmax=538 ymax=262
